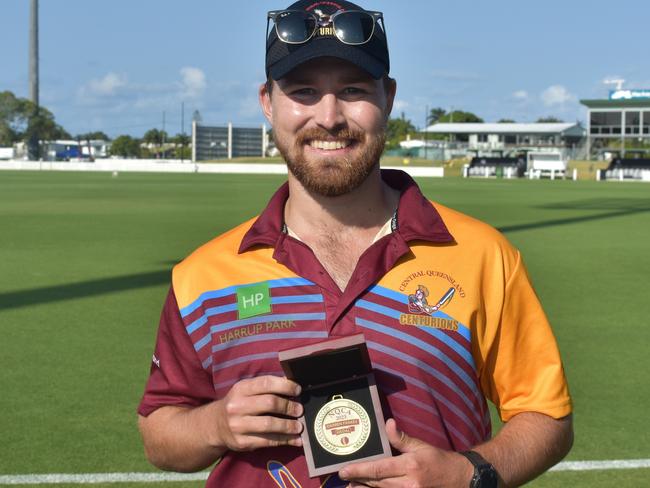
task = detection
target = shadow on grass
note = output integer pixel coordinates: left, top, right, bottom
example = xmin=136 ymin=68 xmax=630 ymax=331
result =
xmin=536 ymin=197 xmax=650 ymax=211
xmin=0 ymin=270 xmax=170 ymax=311
xmin=2 ymin=198 xmax=649 ymax=310
xmin=499 ymin=198 xmax=650 ymax=234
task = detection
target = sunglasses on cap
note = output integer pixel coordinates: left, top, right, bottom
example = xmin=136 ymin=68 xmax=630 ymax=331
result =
xmin=267 ymin=9 xmax=386 ymax=46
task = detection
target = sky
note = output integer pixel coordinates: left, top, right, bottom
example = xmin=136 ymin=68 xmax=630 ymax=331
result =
xmin=1 ymin=0 xmax=648 ymax=138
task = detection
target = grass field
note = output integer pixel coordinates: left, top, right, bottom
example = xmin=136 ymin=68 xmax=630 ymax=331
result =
xmin=1 ymin=171 xmax=649 ymax=487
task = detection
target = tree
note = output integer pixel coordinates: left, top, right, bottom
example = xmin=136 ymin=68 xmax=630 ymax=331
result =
xmin=0 ymin=90 xmax=70 ymax=147
xmin=427 ymin=107 xmax=447 ymax=126
xmin=143 ymin=128 xmax=168 ymax=145
xmin=24 ymin=110 xmax=71 ymax=141
xmin=497 ymin=118 xmax=515 ymax=123
xmin=0 ymin=91 xmax=23 ymax=145
xmin=172 ymin=133 xmax=190 ymax=146
xmin=110 ymin=135 xmax=140 ymax=158
xmin=386 ymin=117 xmax=416 ymax=149
xmin=536 ymin=116 xmax=563 ymax=123
xmin=76 ymin=131 xmax=110 ymax=141
xmin=438 ymin=110 xmax=483 ymax=123
xmin=170 ymin=133 xmax=191 ymax=159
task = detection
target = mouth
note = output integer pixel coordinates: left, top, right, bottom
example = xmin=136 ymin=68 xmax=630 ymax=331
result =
xmin=307 ymin=139 xmax=355 ymax=151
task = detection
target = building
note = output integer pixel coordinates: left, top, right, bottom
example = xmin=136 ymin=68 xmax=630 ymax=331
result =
xmin=192 ymin=122 xmax=269 ymax=161
xmin=422 ymin=122 xmax=586 ymax=160
xmin=580 ymin=88 xmax=650 ymax=159
xmin=44 ymin=140 xmax=110 ymax=160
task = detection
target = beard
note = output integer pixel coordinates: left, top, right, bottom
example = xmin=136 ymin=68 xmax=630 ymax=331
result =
xmin=274 ymin=126 xmax=386 ymax=197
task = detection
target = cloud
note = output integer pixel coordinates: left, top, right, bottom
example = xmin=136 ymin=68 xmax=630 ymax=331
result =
xmin=180 ymin=67 xmax=206 ymax=99
xmin=392 ymin=99 xmax=410 ymax=112
xmin=77 ymin=68 xmax=208 ymax=110
xmin=540 ymin=84 xmax=575 ymax=107
xmin=86 ymin=72 xmax=127 ymax=96
xmin=512 ymin=90 xmax=529 ymax=100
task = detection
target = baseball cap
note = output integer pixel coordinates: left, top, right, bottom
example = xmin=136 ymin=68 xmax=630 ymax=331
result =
xmin=265 ymin=0 xmax=390 ymax=80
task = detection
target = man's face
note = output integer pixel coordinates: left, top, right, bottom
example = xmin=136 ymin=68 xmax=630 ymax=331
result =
xmin=260 ymin=57 xmax=396 ymax=197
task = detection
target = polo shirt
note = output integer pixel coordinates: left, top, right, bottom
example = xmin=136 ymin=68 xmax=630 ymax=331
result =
xmin=138 ymin=169 xmax=572 ymax=488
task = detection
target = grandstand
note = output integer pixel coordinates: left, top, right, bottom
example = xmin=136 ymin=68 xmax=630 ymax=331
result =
xmin=581 ymin=87 xmax=650 ymax=161
xmin=191 ymin=121 xmax=269 ymax=161
xmin=424 ymin=122 xmax=585 ymax=160
xmin=599 ymin=157 xmax=650 ymax=181
xmin=463 ymin=156 xmax=525 ymax=178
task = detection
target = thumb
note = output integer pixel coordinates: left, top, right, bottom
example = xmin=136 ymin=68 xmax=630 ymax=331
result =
xmin=386 ymin=418 xmax=424 ymax=453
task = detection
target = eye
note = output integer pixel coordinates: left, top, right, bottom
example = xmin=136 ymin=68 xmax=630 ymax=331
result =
xmin=291 ymin=87 xmax=316 ymax=96
xmin=343 ymin=86 xmax=366 ymax=95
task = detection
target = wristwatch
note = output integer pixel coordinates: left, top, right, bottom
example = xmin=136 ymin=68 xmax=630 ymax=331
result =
xmin=459 ymin=450 xmax=498 ymax=488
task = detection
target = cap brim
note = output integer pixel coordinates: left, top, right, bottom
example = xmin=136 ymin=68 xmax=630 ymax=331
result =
xmin=268 ymin=37 xmax=386 ymax=80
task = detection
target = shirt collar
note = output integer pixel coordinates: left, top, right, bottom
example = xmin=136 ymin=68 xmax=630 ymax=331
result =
xmin=238 ymin=169 xmax=454 ymax=253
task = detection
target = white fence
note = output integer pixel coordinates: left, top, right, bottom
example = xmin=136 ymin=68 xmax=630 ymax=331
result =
xmin=0 ymin=160 xmax=444 ymax=177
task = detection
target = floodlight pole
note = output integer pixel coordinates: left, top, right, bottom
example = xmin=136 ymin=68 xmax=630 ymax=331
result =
xmin=29 ymin=0 xmax=39 ymax=106
xmin=28 ymin=0 xmax=40 ymax=160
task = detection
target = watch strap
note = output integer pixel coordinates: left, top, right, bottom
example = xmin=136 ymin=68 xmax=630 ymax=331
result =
xmin=459 ymin=450 xmax=498 ymax=488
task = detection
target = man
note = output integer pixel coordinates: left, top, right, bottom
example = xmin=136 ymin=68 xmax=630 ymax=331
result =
xmin=138 ymin=1 xmax=573 ymax=487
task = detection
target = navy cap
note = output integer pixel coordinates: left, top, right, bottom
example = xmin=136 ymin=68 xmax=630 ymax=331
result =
xmin=266 ymin=0 xmax=390 ymax=80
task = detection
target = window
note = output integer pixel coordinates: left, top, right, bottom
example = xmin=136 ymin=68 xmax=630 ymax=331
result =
xmin=590 ymin=111 xmax=622 ymax=135
xmin=625 ymin=111 xmax=641 ymax=134
xmin=643 ymin=112 xmax=650 ymax=134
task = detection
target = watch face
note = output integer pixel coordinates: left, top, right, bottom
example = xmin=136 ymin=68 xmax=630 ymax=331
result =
xmin=474 ymin=465 xmax=497 ymax=488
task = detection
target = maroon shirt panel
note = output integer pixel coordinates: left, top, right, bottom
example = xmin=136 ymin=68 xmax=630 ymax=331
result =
xmin=138 ymin=287 xmax=215 ymax=417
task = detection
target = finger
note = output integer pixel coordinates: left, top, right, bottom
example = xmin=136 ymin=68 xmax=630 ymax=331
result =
xmin=339 ymin=457 xmax=405 ymax=482
xmin=385 ymin=418 xmax=422 ymax=453
xmin=231 ymin=432 xmax=303 ymax=451
xmin=230 ymin=415 xmax=303 ymax=436
xmin=236 ymin=375 xmax=301 ymax=397
xmin=232 ymin=393 xmax=303 ymax=418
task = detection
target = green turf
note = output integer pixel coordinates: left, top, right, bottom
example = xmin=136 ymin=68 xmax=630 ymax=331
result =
xmin=0 ymin=171 xmax=648 ymax=486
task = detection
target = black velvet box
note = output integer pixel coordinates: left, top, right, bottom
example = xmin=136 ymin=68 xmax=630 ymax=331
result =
xmin=279 ymin=334 xmax=391 ymax=477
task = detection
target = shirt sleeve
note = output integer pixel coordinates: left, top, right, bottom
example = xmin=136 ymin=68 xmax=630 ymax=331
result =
xmin=137 ymin=286 xmax=215 ymax=417
xmin=477 ymin=250 xmax=572 ymax=422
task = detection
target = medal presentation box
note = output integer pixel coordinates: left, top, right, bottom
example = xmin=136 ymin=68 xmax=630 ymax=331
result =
xmin=279 ymin=334 xmax=391 ymax=477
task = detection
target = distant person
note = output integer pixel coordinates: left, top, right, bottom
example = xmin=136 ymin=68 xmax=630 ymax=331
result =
xmin=137 ymin=1 xmax=573 ymax=486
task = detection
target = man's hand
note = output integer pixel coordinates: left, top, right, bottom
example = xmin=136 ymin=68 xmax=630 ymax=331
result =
xmin=211 ymin=375 xmax=304 ymax=451
xmin=138 ymin=375 xmax=304 ymax=472
xmin=338 ymin=418 xmax=473 ymax=488
xmin=338 ymin=412 xmax=573 ymax=488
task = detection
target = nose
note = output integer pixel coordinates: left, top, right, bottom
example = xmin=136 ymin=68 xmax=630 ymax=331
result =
xmin=313 ymin=93 xmax=346 ymax=131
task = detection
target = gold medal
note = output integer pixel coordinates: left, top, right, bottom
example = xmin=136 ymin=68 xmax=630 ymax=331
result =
xmin=313 ymin=395 xmax=371 ymax=455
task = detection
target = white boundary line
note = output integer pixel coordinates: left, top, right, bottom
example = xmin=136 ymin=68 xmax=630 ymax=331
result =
xmin=550 ymin=459 xmax=650 ymax=471
xmin=1 ymin=460 xmax=649 ymax=484
xmin=0 ymin=161 xmax=444 ymax=178
xmin=0 ymin=472 xmax=209 ymax=485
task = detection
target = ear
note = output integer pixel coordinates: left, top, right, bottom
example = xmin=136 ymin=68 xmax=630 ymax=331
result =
xmin=259 ymin=82 xmax=273 ymax=123
xmin=384 ymin=77 xmax=397 ymax=118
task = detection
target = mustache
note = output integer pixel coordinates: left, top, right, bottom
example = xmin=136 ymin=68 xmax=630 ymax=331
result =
xmin=295 ymin=128 xmax=365 ymax=146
